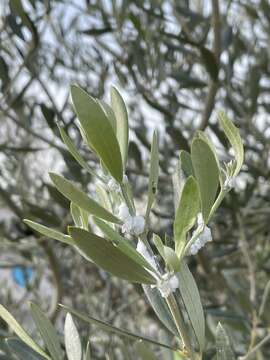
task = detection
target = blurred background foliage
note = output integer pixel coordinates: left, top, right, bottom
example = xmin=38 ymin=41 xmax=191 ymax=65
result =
xmin=0 ymin=0 xmax=270 ymax=358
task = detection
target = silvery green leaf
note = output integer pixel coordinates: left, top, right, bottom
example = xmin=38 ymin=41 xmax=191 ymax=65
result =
xmin=60 ymin=305 xmax=176 ymax=352
xmin=70 ymin=203 xmax=88 ymax=229
xmin=93 ymin=217 xmax=158 ymax=274
xmin=49 ymin=173 xmax=120 ymax=224
xmin=68 ymin=227 xmax=156 ymax=284
xmin=179 ymin=150 xmax=194 ymax=178
xmin=142 ymin=285 xmax=179 ymax=337
xmin=145 ymin=131 xmax=159 ymax=218
xmin=98 ymin=100 xmax=116 ymax=132
xmin=58 ymin=125 xmax=97 ymax=178
xmin=6 ymin=339 xmax=46 ymax=360
xmin=174 ymin=176 xmax=200 ymax=257
xmin=95 ymin=184 xmax=112 ymax=212
xmin=30 ymin=303 xmax=63 ymax=360
xmin=163 ymin=246 xmax=180 ymax=272
xmin=218 ymin=111 xmax=244 ymax=176
xmin=191 ymin=138 xmax=219 ymax=223
xmin=153 ymin=234 xmax=165 ymax=258
xmin=64 ymin=313 xmax=82 ymax=360
xmin=70 ymin=85 xmax=123 ymax=182
xmin=177 ymin=261 xmax=205 ymax=353
xmin=216 ymin=323 xmax=235 ymax=360
xmin=110 ymin=87 xmax=129 ymax=169
xmin=0 ymin=305 xmax=50 ymax=360
xmin=23 ymin=220 xmax=74 ymax=246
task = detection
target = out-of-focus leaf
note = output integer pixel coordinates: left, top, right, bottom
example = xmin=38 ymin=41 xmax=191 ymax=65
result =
xmin=23 ymin=220 xmax=74 ymax=246
xmin=135 ymin=340 xmax=157 ymax=360
xmin=0 ymin=57 xmax=9 ymax=89
xmin=0 ymin=305 xmax=50 ymax=360
xmin=177 ymin=261 xmax=205 ymax=353
xmin=95 ymin=184 xmax=112 ymax=212
xmin=70 ymin=85 xmax=123 ymax=182
xmin=200 ymin=47 xmax=219 ymax=81
xmin=191 ymin=138 xmax=219 ymax=223
xmin=84 ymin=341 xmax=91 ymax=360
xmin=174 ymin=176 xmax=200 ymax=257
xmin=218 ymin=111 xmax=244 ymax=176
xmin=6 ymin=339 xmax=45 ymax=360
xmin=68 ymin=227 xmax=156 ymax=284
xmin=111 ymin=87 xmax=129 ymax=168
xmin=216 ymin=323 xmax=235 ymax=360
xmin=41 ymin=104 xmax=55 ymax=131
xmin=49 ymin=173 xmax=120 ymax=224
xmin=142 ymin=285 xmax=179 ymax=337
xmin=129 ymin=141 xmax=143 ymax=169
xmin=58 ymin=125 xmax=97 ymax=178
xmin=64 ymin=313 xmax=82 ymax=360
xmin=6 ymin=14 xmax=25 ymax=40
xmin=30 ymin=303 xmax=63 ymax=360
xmin=145 ymin=131 xmax=159 ymax=218
xmin=60 ymin=305 xmax=176 ymax=351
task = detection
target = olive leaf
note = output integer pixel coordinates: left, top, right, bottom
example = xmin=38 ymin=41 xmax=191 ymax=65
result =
xmin=23 ymin=219 xmax=74 ymax=246
xmin=145 ymin=130 xmax=159 ymax=218
xmin=174 ymin=176 xmax=200 ymax=257
xmin=218 ymin=111 xmax=244 ymax=176
xmin=30 ymin=303 xmax=63 ymax=360
xmin=70 ymin=85 xmax=123 ymax=182
xmin=177 ymin=261 xmax=205 ymax=353
xmin=191 ymin=138 xmax=219 ymax=223
xmin=0 ymin=305 xmax=50 ymax=360
xmin=64 ymin=313 xmax=82 ymax=360
xmin=58 ymin=125 xmax=98 ymax=179
xmin=68 ymin=227 xmax=156 ymax=284
xmin=111 ymin=86 xmax=129 ymax=169
xmin=216 ymin=323 xmax=235 ymax=360
xmin=49 ymin=173 xmax=120 ymax=224
xmin=60 ymin=305 xmax=176 ymax=352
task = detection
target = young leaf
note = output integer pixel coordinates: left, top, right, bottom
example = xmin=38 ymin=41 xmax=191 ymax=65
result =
xmin=70 ymin=85 xmax=123 ymax=182
xmin=49 ymin=173 xmax=120 ymax=224
xmin=142 ymin=285 xmax=179 ymax=337
xmin=58 ymin=125 xmax=97 ymax=178
xmin=110 ymin=87 xmax=129 ymax=168
xmin=68 ymin=227 xmax=156 ymax=284
xmin=174 ymin=176 xmax=200 ymax=257
xmin=153 ymin=234 xmax=165 ymax=259
xmin=177 ymin=262 xmax=205 ymax=353
xmin=23 ymin=219 xmax=74 ymax=246
xmin=218 ymin=111 xmax=244 ymax=176
xmin=30 ymin=303 xmax=63 ymax=360
xmin=95 ymin=184 xmax=112 ymax=212
xmin=191 ymin=138 xmax=219 ymax=223
xmin=145 ymin=131 xmax=159 ymax=218
xmin=70 ymin=203 xmax=88 ymax=229
xmin=84 ymin=341 xmax=91 ymax=360
xmin=0 ymin=305 xmax=50 ymax=360
xmin=6 ymin=339 xmax=46 ymax=360
xmin=163 ymin=246 xmax=180 ymax=272
xmin=59 ymin=305 xmax=176 ymax=352
xmin=64 ymin=313 xmax=82 ymax=360
xmin=93 ymin=217 xmax=158 ymax=274
xmin=179 ymin=150 xmax=194 ymax=177
xmin=216 ymin=323 xmax=235 ymax=360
